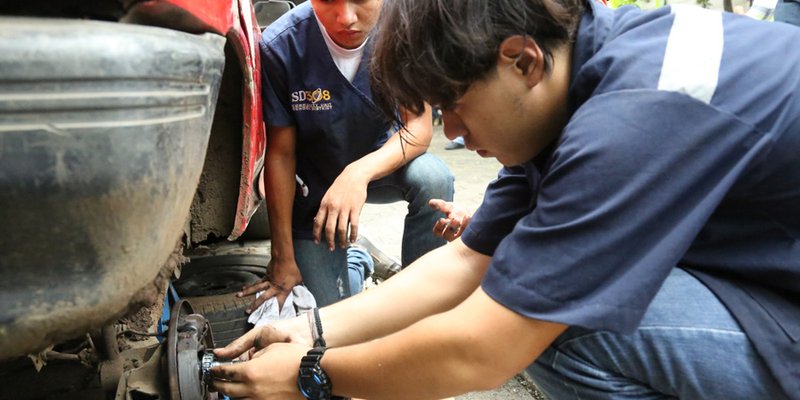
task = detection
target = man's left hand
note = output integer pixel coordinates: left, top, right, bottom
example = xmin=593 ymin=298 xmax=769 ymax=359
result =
xmin=429 ymin=199 xmax=472 ymax=242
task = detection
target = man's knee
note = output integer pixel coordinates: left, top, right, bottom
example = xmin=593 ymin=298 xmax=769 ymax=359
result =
xmin=407 ymin=153 xmax=454 ymax=199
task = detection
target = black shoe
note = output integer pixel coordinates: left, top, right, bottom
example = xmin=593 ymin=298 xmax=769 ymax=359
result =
xmin=444 ymin=140 xmax=465 ymax=150
xmin=355 ymin=235 xmax=402 ymax=282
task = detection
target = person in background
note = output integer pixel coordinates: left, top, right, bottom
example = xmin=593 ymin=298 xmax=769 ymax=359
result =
xmin=444 ymin=136 xmax=465 ymax=150
xmin=431 ymin=106 xmax=443 ymax=126
xmin=241 ymin=0 xmax=454 ymax=313
xmin=743 ymin=0 xmax=778 ymax=19
xmin=435 ymin=107 xmax=465 ymax=150
xmin=214 ymin=0 xmax=800 ymax=399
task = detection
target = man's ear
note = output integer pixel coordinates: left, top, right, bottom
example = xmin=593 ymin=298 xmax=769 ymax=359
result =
xmin=498 ymin=35 xmax=545 ymax=88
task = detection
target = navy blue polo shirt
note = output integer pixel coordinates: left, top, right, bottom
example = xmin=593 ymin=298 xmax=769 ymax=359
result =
xmin=462 ymin=2 xmax=800 ymax=397
xmin=259 ymin=2 xmax=393 ymax=238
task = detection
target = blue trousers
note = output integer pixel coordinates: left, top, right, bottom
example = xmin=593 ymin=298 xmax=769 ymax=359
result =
xmin=294 ymin=152 xmax=454 ymax=307
xmin=347 ymin=246 xmax=373 ymax=296
xmin=776 ymin=0 xmax=800 ymax=27
xmin=526 ymin=268 xmax=787 ymax=399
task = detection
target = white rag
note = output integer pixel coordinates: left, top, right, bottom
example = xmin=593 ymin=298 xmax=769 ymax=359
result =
xmin=247 ymin=285 xmax=317 ymax=327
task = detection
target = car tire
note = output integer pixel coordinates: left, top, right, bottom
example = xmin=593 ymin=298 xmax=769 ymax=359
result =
xmin=185 ymin=293 xmax=255 ymax=348
xmin=174 ymin=254 xmax=269 ymax=347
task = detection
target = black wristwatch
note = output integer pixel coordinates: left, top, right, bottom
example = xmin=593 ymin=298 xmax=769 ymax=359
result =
xmin=297 ymin=347 xmax=348 ymax=400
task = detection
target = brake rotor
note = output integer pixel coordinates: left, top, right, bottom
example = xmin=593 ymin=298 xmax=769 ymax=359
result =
xmin=166 ymin=299 xmax=214 ymax=400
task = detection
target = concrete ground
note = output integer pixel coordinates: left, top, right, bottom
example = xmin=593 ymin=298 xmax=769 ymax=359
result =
xmin=360 ymin=126 xmax=546 ymax=400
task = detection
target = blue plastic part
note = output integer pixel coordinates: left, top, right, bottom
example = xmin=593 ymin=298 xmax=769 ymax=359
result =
xmin=158 ymin=282 xmax=182 ymax=340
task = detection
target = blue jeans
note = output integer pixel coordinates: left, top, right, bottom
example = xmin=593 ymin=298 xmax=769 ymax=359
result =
xmin=776 ymin=0 xmax=800 ymax=27
xmin=294 ymin=152 xmax=454 ymax=307
xmin=347 ymin=246 xmax=374 ymax=295
xmin=526 ymin=268 xmax=787 ymax=400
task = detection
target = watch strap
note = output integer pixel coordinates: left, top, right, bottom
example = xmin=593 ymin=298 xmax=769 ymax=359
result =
xmin=307 ymin=308 xmax=327 ymax=347
xmin=300 ymin=346 xmax=326 ymax=368
xmin=313 ymin=308 xmax=326 ymax=347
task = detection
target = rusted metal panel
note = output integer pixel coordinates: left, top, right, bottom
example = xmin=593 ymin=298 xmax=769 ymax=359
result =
xmin=125 ymin=0 xmax=267 ymax=241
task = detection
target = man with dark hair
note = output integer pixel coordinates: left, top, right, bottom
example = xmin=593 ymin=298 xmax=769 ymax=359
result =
xmin=212 ymin=0 xmax=800 ymax=399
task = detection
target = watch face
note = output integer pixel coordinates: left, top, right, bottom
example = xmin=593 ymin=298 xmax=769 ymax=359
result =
xmin=298 ymin=366 xmax=331 ymax=399
xmin=299 ymin=347 xmax=332 ymax=400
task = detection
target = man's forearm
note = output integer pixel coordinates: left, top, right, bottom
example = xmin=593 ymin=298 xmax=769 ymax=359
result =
xmin=323 ymin=288 xmax=568 ymax=399
xmin=319 ymin=240 xmax=490 ymax=347
xmin=348 ymin=105 xmax=433 ymax=182
xmin=264 ymin=151 xmax=298 ymax=260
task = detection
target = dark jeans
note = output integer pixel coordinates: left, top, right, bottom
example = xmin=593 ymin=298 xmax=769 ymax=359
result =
xmin=527 ymin=268 xmax=788 ymax=399
xmin=776 ymin=0 xmax=800 ymax=27
xmin=294 ymin=152 xmax=454 ymax=306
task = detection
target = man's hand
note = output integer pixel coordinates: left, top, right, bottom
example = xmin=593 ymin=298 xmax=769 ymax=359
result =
xmin=212 ymin=342 xmax=309 ymax=400
xmin=313 ymin=166 xmax=370 ymax=250
xmin=213 ymin=315 xmax=312 ymax=359
xmin=429 ymin=199 xmax=472 ymax=242
xmin=238 ymin=257 xmax=303 ymax=314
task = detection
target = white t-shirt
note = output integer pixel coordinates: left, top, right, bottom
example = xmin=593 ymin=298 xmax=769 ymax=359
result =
xmin=314 ymin=13 xmax=368 ymax=83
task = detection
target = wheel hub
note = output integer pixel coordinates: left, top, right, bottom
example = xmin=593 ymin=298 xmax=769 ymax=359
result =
xmin=166 ymin=300 xmax=214 ymax=400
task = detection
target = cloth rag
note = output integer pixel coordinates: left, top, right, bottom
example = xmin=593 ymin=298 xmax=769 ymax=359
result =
xmin=247 ymin=285 xmax=317 ymax=327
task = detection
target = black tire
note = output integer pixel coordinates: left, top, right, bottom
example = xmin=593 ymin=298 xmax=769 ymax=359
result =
xmin=174 ymin=254 xmax=270 ymax=347
xmin=186 ymin=293 xmax=255 ymax=348
xmin=173 ymin=254 xmax=268 ymax=297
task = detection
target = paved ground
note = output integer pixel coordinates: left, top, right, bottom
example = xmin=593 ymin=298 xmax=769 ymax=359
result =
xmin=360 ymin=126 xmax=546 ymax=400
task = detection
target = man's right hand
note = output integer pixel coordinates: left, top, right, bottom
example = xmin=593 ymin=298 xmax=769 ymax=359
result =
xmin=238 ymin=257 xmax=303 ymax=314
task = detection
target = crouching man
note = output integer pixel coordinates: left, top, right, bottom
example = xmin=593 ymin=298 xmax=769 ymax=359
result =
xmin=212 ymin=0 xmax=800 ymax=398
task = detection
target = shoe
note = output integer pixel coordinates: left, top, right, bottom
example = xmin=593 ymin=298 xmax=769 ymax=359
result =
xmin=444 ymin=140 xmax=465 ymax=150
xmin=355 ymin=234 xmax=402 ymax=282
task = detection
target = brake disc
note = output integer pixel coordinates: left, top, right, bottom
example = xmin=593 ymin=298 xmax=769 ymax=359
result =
xmin=166 ymin=299 xmax=214 ymax=400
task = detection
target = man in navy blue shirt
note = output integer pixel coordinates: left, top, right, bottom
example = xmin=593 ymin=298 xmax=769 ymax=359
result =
xmin=239 ymin=0 xmax=454 ymax=312
xmin=212 ymin=0 xmax=800 ymax=398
